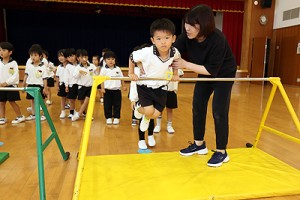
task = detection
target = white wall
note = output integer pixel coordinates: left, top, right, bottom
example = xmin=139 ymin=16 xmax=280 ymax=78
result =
xmin=273 ymin=0 xmax=300 ymax=29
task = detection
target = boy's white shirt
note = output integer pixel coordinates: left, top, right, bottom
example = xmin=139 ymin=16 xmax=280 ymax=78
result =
xmin=167 ymin=69 xmax=184 ymax=92
xmin=129 ymin=67 xmax=140 ymax=102
xmin=55 ymin=64 xmax=68 ymax=85
xmin=100 ymin=65 xmax=123 ymax=90
xmin=0 ymin=59 xmax=19 ymax=86
xmin=65 ymin=63 xmax=79 ymax=86
xmin=73 ymin=63 xmax=97 ymax=87
xmin=131 ymin=45 xmax=180 ymax=89
xmin=25 ymin=62 xmax=47 ymax=86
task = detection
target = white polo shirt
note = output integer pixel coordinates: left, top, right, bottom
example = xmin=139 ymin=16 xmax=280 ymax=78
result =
xmin=100 ymin=65 xmax=123 ymax=90
xmin=25 ymin=62 xmax=47 ymax=86
xmin=73 ymin=63 xmax=97 ymax=87
xmin=0 ymin=59 xmax=19 ymax=86
xmin=131 ymin=45 xmax=180 ymax=89
xmin=65 ymin=63 xmax=79 ymax=86
xmin=56 ymin=64 xmax=67 ymax=85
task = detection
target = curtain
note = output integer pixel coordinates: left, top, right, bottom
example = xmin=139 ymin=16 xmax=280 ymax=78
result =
xmin=0 ymin=9 xmax=6 ymax=42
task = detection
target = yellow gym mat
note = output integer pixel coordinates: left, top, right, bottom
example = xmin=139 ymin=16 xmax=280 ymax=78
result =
xmin=78 ymin=148 xmax=300 ymax=200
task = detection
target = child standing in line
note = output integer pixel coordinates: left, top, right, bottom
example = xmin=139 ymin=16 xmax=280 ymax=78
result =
xmin=22 ymin=44 xmax=48 ymax=121
xmin=92 ymin=55 xmax=104 ymax=103
xmin=42 ymin=50 xmax=56 ymax=105
xmin=100 ymin=51 xmax=127 ymax=125
xmin=154 ymin=69 xmax=184 ymax=134
xmin=55 ymin=49 xmax=69 ymax=119
xmin=0 ymin=42 xmax=25 ymax=125
xmin=128 ymin=18 xmax=180 ymax=132
xmin=129 ymin=60 xmax=155 ymax=149
xmin=65 ymin=48 xmax=79 ymax=118
xmin=71 ymin=49 xmax=97 ymax=121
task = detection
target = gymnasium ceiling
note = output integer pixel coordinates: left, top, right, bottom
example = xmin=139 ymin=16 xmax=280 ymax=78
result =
xmin=0 ymin=0 xmax=244 ymax=17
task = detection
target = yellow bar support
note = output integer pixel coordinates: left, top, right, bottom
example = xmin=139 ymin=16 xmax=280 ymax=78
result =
xmin=262 ymin=125 xmax=300 ymax=145
xmin=72 ymin=76 xmax=110 ymax=200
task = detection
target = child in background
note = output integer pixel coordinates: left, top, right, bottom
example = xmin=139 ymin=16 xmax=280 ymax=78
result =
xmin=72 ymin=49 xmax=97 ymax=121
xmin=55 ymin=49 xmax=69 ymax=119
xmin=100 ymin=51 xmax=127 ymax=125
xmin=42 ymin=50 xmax=56 ymax=105
xmin=99 ymin=48 xmax=111 ymax=68
xmin=22 ymin=44 xmax=48 ymax=121
xmin=92 ymin=55 xmax=104 ymax=103
xmin=0 ymin=41 xmax=25 ymax=125
xmin=65 ymin=48 xmax=79 ymax=118
xmin=128 ymin=18 xmax=180 ymax=132
xmin=154 ymin=69 xmax=184 ymax=134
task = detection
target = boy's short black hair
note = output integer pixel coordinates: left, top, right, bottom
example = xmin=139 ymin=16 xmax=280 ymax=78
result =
xmin=0 ymin=42 xmax=14 ymax=51
xmin=92 ymin=55 xmax=100 ymax=60
xmin=103 ymin=51 xmax=116 ymax=59
xmin=66 ymin=48 xmax=76 ymax=57
xmin=57 ymin=49 xmax=68 ymax=58
xmin=150 ymin=18 xmax=176 ymax=37
xmin=29 ymin=44 xmax=43 ymax=56
xmin=77 ymin=49 xmax=88 ymax=57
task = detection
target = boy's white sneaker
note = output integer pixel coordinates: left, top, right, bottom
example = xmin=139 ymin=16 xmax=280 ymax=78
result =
xmin=11 ymin=115 xmax=26 ymax=124
xmin=113 ymin=118 xmax=119 ymax=125
xmin=59 ymin=111 xmax=66 ymax=119
xmin=46 ymin=100 xmax=52 ymax=105
xmin=26 ymin=115 xmax=35 ymax=121
xmin=134 ymin=103 xmax=143 ymax=119
xmin=100 ymin=97 xmax=104 ymax=103
xmin=0 ymin=118 xmax=7 ymax=125
xmin=148 ymin=135 xmax=156 ymax=147
xmin=106 ymin=118 xmax=112 ymax=125
xmin=154 ymin=125 xmax=161 ymax=133
xmin=138 ymin=140 xmax=147 ymax=149
xmin=167 ymin=125 xmax=175 ymax=134
xmin=68 ymin=114 xmax=73 ymax=118
xmin=140 ymin=115 xmax=150 ymax=132
xmin=72 ymin=112 xmax=80 ymax=122
xmin=41 ymin=115 xmax=46 ymax=121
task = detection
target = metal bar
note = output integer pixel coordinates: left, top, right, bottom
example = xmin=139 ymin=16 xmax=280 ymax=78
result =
xmin=262 ymin=125 xmax=300 ymax=145
xmin=109 ymin=77 xmax=271 ymax=82
xmin=0 ymin=87 xmax=26 ymax=91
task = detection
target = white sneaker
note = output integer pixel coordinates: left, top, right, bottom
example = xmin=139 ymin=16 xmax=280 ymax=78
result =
xmin=46 ymin=100 xmax=52 ymax=105
xmin=148 ymin=135 xmax=156 ymax=147
xmin=113 ymin=118 xmax=119 ymax=125
xmin=25 ymin=115 xmax=35 ymax=121
xmin=11 ymin=115 xmax=25 ymax=124
xmin=59 ymin=111 xmax=66 ymax=119
xmin=138 ymin=140 xmax=147 ymax=149
xmin=131 ymin=119 xmax=138 ymax=126
xmin=71 ymin=112 xmax=80 ymax=122
xmin=100 ymin=97 xmax=104 ymax=103
xmin=134 ymin=103 xmax=143 ymax=119
xmin=41 ymin=115 xmax=46 ymax=121
xmin=68 ymin=114 xmax=73 ymax=118
xmin=167 ymin=125 xmax=175 ymax=134
xmin=0 ymin=118 xmax=7 ymax=125
xmin=26 ymin=107 xmax=32 ymax=112
xmin=154 ymin=125 xmax=161 ymax=133
xmin=140 ymin=115 xmax=150 ymax=132
xmin=65 ymin=103 xmax=70 ymax=109
xmin=106 ymin=118 xmax=112 ymax=125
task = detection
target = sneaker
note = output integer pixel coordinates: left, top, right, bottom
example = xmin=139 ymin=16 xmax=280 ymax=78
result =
xmin=113 ymin=118 xmax=119 ymax=125
xmin=100 ymin=97 xmax=104 ymax=103
xmin=148 ymin=135 xmax=156 ymax=147
xmin=25 ymin=115 xmax=35 ymax=121
xmin=179 ymin=141 xmax=208 ymax=156
xmin=138 ymin=140 xmax=147 ymax=149
xmin=46 ymin=100 xmax=52 ymax=105
xmin=11 ymin=115 xmax=25 ymax=124
xmin=0 ymin=118 xmax=7 ymax=125
xmin=71 ymin=112 xmax=80 ymax=122
xmin=153 ymin=125 xmax=161 ymax=133
xmin=167 ymin=125 xmax=175 ymax=134
xmin=59 ymin=111 xmax=66 ymax=119
xmin=134 ymin=103 xmax=143 ymax=119
xmin=65 ymin=103 xmax=70 ymax=109
xmin=207 ymin=151 xmax=230 ymax=167
xmin=131 ymin=119 xmax=137 ymax=126
xmin=106 ymin=118 xmax=112 ymax=125
xmin=140 ymin=115 xmax=150 ymax=132
xmin=41 ymin=115 xmax=46 ymax=121
xmin=68 ymin=114 xmax=73 ymax=119
xmin=26 ymin=107 xmax=32 ymax=112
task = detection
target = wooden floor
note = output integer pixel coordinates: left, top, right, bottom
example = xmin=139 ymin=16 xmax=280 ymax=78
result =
xmin=0 ymin=81 xmax=300 ymax=200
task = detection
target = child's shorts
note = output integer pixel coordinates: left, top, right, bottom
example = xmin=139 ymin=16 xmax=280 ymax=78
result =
xmin=57 ymin=83 xmax=67 ymax=97
xmin=166 ymin=91 xmax=178 ymax=109
xmin=78 ymin=86 xmax=91 ymax=100
xmin=137 ymin=84 xmax=167 ymax=113
xmin=26 ymin=84 xmax=46 ymax=99
xmin=47 ymin=77 xmax=55 ymax=87
xmin=0 ymin=86 xmax=21 ymax=102
xmin=67 ymin=84 xmax=78 ymax=100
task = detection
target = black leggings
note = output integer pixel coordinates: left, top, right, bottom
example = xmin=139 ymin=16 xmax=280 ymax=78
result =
xmin=192 ymin=81 xmax=234 ymax=150
xmin=139 ymin=119 xmax=154 ymax=140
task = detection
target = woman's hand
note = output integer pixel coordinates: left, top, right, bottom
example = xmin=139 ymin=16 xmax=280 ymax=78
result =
xmin=128 ymin=73 xmax=139 ymax=81
xmin=172 ymin=58 xmax=187 ymax=70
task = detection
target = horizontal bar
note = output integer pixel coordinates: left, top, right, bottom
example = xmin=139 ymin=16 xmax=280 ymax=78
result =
xmin=110 ymin=77 xmax=271 ymax=82
xmin=0 ymin=87 xmax=26 ymax=91
xmin=262 ymin=125 xmax=300 ymax=144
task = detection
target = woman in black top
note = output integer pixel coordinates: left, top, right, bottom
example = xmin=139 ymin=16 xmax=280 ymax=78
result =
xmin=172 ymin=4 xmax=237 ymax=167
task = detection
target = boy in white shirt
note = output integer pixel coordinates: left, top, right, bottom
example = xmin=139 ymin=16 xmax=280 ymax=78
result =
xmin=72 ymin=49 xmax=97 ymax=121
xmin=128 ymin=18 xmax=180 ymax=132
xmin=0 ymin=42 xmax=25 ymax=125
xmin=22 ymin=44 xmax=48 ymax=121
xmin=42 ymin=50 xmax=56 ymax=105
xmin=100 ymin=51 xmax=127 ymax=125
